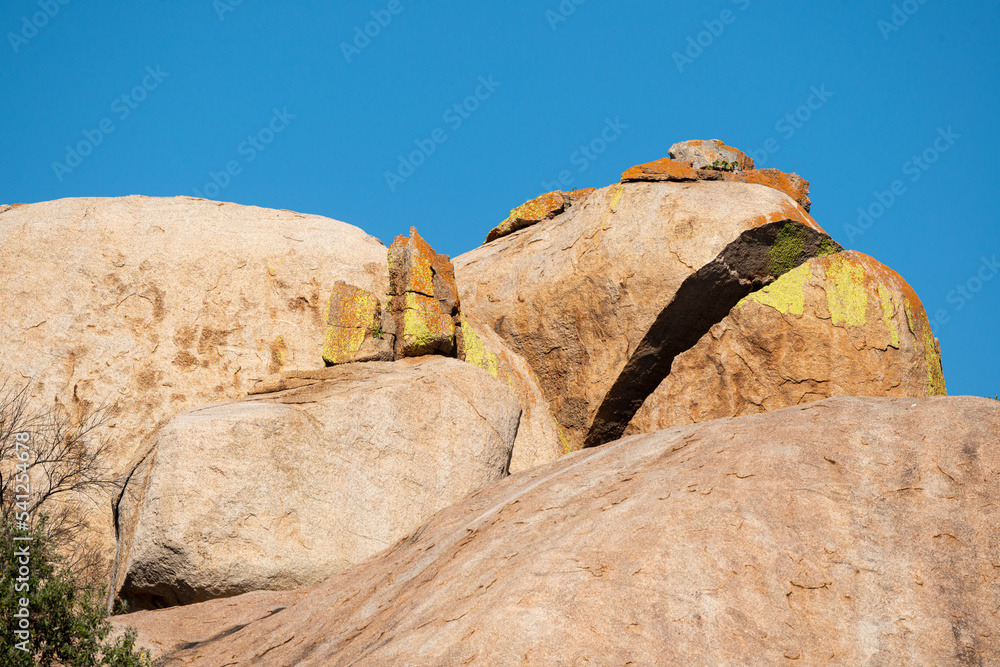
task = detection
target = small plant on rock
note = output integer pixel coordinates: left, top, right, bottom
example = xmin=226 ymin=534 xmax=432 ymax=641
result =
xmin=369 ymin=325 xmax=384 ymax=340
xmin=704 ymin=160 xmax=739 ymax=172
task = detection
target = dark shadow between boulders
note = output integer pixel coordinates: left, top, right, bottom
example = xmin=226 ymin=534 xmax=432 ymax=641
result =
xmin=583 ymin=221 xmax=840 ymax=448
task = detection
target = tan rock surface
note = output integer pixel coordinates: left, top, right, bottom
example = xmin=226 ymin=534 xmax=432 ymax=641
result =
xmin=0 ymin=196 xmax=389 ymax=576
xmin=669 ymin=138 xmax=755 ymax=171
xmin=110 ymin=355 xmax=521 ymax=610
xmin=110 ymin=589 xmax=297 ymax=661
xmin=454 ymin=180 xmax=837 ymax=450
xmin=149 ymin=396 xmax=1000 ymax=666
xmin=457 ymin=313 xmax=564 ymax=472
xmin=627 ymin=251 xmax=946 ymax=435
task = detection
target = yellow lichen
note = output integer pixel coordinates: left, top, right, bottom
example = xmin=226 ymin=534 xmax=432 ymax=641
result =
xmin=401 ymin=292 xmax=451 ymax=354
xmin=902 ymin=297 xmax=946 ymax=396
xmin=877 ymin=284 xmax=900 ymax=349
xmin=600 ymin=186 xmax=624 ymax=230
xmin=922 ymin=325 xmax=947 ymax=396
xmin=740 ymin=261 xmax=811 ymax=316
xmin=557 ymin=425 xmax=573 ymax=455
xmin=825 ymin=255 xmax=868 ymax=327
xmin=459 ymin=319 xmax=499 ymax=377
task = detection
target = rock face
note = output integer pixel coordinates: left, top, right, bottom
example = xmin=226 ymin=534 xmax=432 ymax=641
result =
xmin=321 ymin=281 xmax=393 ymax=365
xmin=627 ymin=251 xmax=946 ymax=434
xmin=620 ymin=157 xmax=699 ymax=183
xmin=139 ymin=397 xmax=999 ymax=666
xmin=0 ymin=195 xmax=389 ymax=572
xmin=669 ymin=138 xmax=755 ymax=171
xmin=454 ymin=180 xmax=838 ymax=451
xmin=387 ymin=227 xmax=460 ymax=357
xmin=110 ymin=590 xmax=296 ymax=662
xmin=623 ymin=154 xmax=812 ymax=211
xmin=484 ymin=188 xmax=594 ymax=243
xmin=111 ymin=357 xmax=521 ymax=610
xmin=457 ymin=314 xmax=565 ymax=471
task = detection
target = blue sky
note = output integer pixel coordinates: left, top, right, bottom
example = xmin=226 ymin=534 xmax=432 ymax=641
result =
xmin=2 ymin=1 xmax=998 ymax=398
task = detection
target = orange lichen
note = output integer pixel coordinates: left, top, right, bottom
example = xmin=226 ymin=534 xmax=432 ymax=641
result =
xmin=747 ymin=199 xmax=826 ymax=235
xmin=620 ymin=158 xmax=699 ymax=183
xmin=485 ymin=189 xmax=594 ymax=244
xmin=725 ymin=169 xmax=811 ymax=212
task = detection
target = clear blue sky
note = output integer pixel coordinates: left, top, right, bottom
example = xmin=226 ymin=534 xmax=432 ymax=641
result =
xmin=2 ymin=1 xmax=998 ymax=398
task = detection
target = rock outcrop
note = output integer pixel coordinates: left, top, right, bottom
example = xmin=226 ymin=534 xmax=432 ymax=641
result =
xmin=0 ymin=196 xmax=390 ymax=575
xmin=457 ymin=314 xmax=565 ymax=471
xmin=668 ymin=138 xmax=756 ymax=171
xmin=127 ymin=397 xmax=999 ymax=666
xmin=623 ymin=150 xmax=812 ymax=211
xmin=387 ymin=227 xmax=461 ymax=357
xmin=627 ymin=251 xmax=946 ymax=434
xmin=454 ymin=179 xmax=838 ymax=451
xmin=111 ymin=357 xmax=520 ymax=610
xmin=321 ymin=281 xmax=393 ymax=365
xmin=484 ymin=188 xmax=594 ymax=243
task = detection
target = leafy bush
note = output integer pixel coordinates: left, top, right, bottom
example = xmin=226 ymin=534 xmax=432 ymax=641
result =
xmin=703 ymin=159 xmax=739 ymax=172
xmin=0 ymin=378 xmax=149 ymax=664
xmin=0 ymin=516 xmax=150 ymax=666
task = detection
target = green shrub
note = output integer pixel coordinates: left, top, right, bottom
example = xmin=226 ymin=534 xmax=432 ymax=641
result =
xmin=703 ymin=159 xmax=739 ymax=172
xmin=0 ymin=515 xmax=151 ymax=666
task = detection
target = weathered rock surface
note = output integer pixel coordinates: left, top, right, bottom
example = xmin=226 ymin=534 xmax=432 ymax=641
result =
xmin=141 ymin=397 xmax=999 ymax=666
xmin=669 ymin=138 xmax=755 ymax=171
xmin=388 ymin=227 xmax=460 ymax=357
xmin=623 ymin=155 xmax=812 ymax=211
xmin=484 ymin=188 xmax=594 ymax=244
xmin=321 ymin=281 xmax=393 ymax=365
xmin=0 ymin=196 xmax=389 ymax=575
xmin=110 ymin=590 xmax=297 ymax=661
xmin=627 ymin=251 xmax=946 ymax=435
xmin=111 ymin=356 xmax=521 ymax=610
xmin=620 ymin=157 xmax=700 ymax=183
xmin=454 ymin=180 xmax=838 ymax=450
xmin=457 ymin=314 xmax=564 ymax=472
xmin=729 ymin=167 xmax=812 ymax=211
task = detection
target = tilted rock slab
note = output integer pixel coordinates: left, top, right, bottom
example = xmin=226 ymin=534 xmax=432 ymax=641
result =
xmin=627 ymin=251 xmax=946 ymax=435
xmin=484 ymin=188 xmax=595 ymax=244
xmin=111 ymin=356 xmax=521 ymax=610
xmin=0 ymin=196 xmax=389 ymax=575
xmin=454 ymin=180 xmax=838 ymax=450
xmin=139 ymin=396 xmax=999 ymax=665
xmin=457 ymin=313 xmax=565 ymax=472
